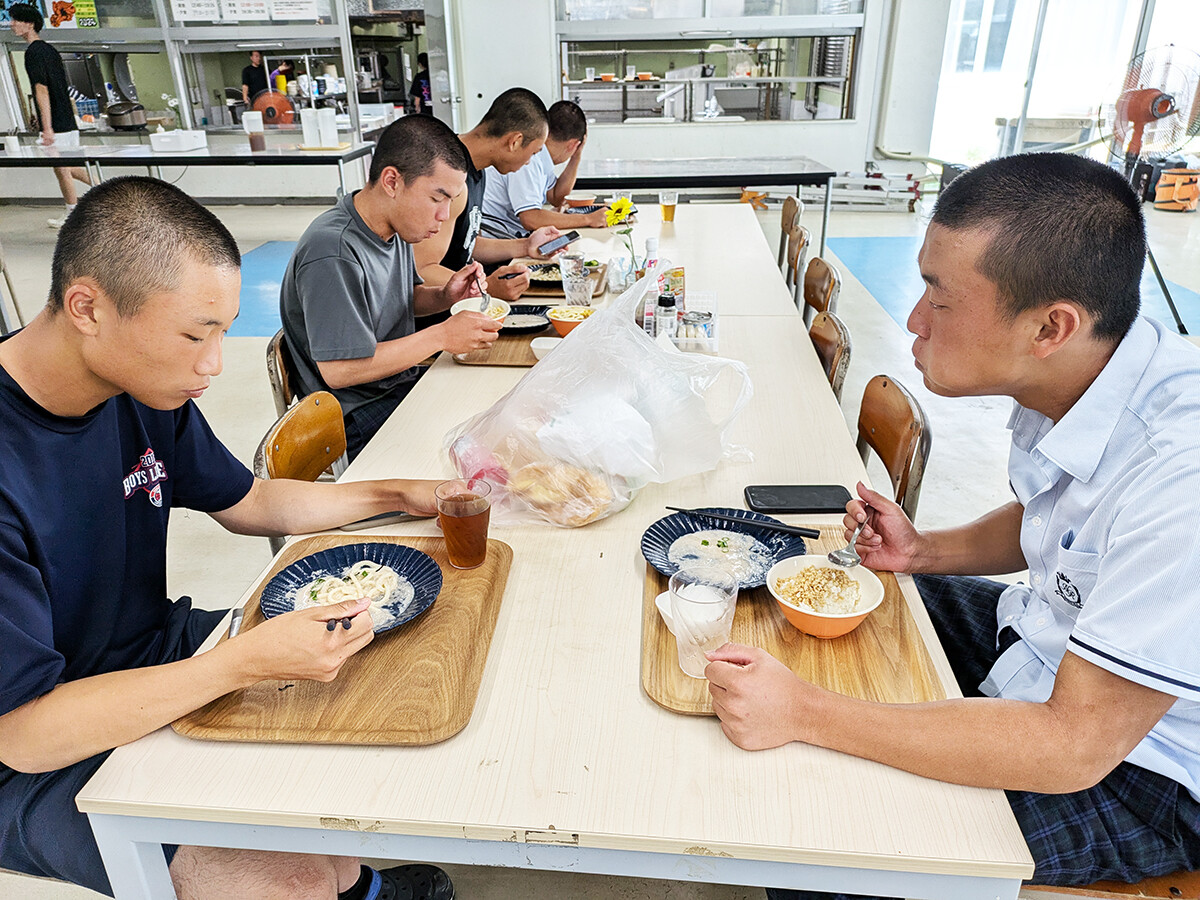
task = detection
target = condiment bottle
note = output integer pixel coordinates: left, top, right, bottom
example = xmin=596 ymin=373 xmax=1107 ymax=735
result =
xmin=656 ymin=291 xmax=677 ymax=339
xmin=644 ymin=237 xmax=659 ymax=272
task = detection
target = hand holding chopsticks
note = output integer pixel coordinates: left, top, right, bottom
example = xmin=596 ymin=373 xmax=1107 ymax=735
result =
xmin=665 ymin=506 xmax=820 ymax=539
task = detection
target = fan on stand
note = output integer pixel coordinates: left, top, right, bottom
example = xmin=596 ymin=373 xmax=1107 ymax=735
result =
xmin=1099 ymin=44 xmax=1200 ymax=334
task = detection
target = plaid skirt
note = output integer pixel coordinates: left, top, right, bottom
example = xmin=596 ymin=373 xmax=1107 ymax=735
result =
xmin=766 ymin=574 xmax=1200 ymax=900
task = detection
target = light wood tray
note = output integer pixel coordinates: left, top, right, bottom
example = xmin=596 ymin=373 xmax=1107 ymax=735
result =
xmin=522 ymin=262 xmax=607 ymax=299
xmin=173 ymin=534 xmax=512 ymax=745
xmin=641 ymin=526 xmax=946 ymax=715
xmin=452 ymin=331 xmax=544 ymax=366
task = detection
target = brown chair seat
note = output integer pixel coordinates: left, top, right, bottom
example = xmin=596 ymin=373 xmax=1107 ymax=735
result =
xmin=776 ymin=194 xmax=801 ymax=270
xmin=802 ymin=256 xmax=841 ymax=325
xmin=1024 ymin=869 xmax=1200 ymax=898
xmin=856 ymin=374 xmax=931 ymax=521
xmin=808 ymin=311 xmax=852 ymax=403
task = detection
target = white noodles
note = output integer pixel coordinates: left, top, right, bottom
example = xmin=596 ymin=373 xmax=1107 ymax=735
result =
xmin=293 ymin=560 xmax=413 ymax=628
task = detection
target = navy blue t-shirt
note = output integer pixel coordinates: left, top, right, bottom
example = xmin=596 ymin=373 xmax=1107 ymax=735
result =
xmin=0 ymin=353 xmax=254 ymax=720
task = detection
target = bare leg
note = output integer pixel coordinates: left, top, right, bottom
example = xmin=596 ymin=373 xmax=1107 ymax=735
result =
xmin=69 ymin=166 xmax=93 ymax=187
xmin=170 ymin=846 xmax=361 ymax=900
xmin=52 ymin=167 xmax=79 ymax=206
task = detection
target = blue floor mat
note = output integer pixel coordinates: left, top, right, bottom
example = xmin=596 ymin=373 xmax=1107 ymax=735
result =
xmin=230 ymin=241 xmax=296 ymax=338
xmin=827 ymin=236 xmax=1200 ymax=336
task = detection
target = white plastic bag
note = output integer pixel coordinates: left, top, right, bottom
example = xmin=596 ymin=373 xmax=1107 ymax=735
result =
xmin=444 ymin=271 xmax=754 ymax=527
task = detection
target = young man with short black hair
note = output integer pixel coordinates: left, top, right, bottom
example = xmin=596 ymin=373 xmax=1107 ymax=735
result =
xmin=409 ymin=51 xmax=431 ymax=115
xmin=707 ymin=153 xmax=1200 ymax=898
xmin=482 ymin=99 xmax=609 ymax=236
xmin=413 ymin=87 xmax=564 ymax=302
xmin=7 ymin=3 xmax=92 ymax=229
xmin=281 ymin=114 xmax=501 ymax=459
xmin=0 ymin=175 xmax=453 ymax=900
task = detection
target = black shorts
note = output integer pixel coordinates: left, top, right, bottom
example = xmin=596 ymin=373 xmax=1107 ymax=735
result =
xmin=0 ymin=600 xmax=226 ymax=896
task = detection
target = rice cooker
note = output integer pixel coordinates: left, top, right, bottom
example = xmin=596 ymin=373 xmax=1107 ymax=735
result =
xmin=106 ymin=102 xmax=147 ymax=130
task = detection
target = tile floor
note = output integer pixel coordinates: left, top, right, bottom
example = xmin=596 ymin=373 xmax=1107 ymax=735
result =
xmin=1 ymin=196 xmax=1197 ymax=900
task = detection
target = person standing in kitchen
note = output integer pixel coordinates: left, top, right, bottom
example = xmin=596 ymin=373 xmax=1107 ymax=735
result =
xmin=408 ymin=51 xmax=431 ymax=115
xmin=240 ymin=49 xmax=268 ymax=105
xmin=7 ymin=4 xmax=92 ymax=229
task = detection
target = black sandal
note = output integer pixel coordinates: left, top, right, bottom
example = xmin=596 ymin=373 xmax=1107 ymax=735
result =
xmin=373 ymin=864 xmax=455 ymax=900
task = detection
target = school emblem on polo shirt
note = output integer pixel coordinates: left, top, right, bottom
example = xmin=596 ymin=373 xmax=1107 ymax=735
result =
xmin=123 ymin=447 xmax=168 ymax=508
xmin=1054 ymin=571 xmax=1082 ymax=608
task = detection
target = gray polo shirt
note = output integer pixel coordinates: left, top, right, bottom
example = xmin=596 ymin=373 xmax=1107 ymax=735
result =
xmin=279 ymin=191 xmax=422 ymax=420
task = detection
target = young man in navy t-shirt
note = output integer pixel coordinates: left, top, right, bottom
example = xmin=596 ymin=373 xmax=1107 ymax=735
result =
xmin=0 ymin=177 xmax=453 ymax=900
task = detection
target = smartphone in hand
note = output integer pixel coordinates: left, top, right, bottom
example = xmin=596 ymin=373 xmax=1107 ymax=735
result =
xmin=537 ymin=230 xmax=580 ymax=255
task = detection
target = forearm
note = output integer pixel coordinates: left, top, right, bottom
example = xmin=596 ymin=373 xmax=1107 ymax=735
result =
xmin=316 ymin=328 xmax=444 ymax=389
xmin=214 ymin=477 xmax=433 ymax=537
xmin=520 ymin=208 xmax=583 ymax=231
xmin=912 ymin=501 xmax=1026 ymax=575
xmin=413 ymin=283 xmax=453 ymax=315
xmin=0 ymin=641 xmax=254 ymax=772
xmin=34 ymin=85 xmax=52 ymax=133
xmin=548 ymin=158 xmax=581 ymax=207
xmin=799 ymin=688 xmax=1103 ymax=793
xmin=472 ymin=236 xmax=525 ymax=264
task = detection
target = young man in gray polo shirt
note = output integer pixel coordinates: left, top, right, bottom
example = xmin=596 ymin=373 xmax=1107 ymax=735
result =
xmin=280 ymin=115 xmax=500 ymax=458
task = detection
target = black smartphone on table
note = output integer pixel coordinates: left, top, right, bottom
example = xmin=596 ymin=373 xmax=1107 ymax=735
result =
xmin=537 ymin=230 xmax=580 ymax=255
xmin=744 ymin=484 xmax=853 ymax=515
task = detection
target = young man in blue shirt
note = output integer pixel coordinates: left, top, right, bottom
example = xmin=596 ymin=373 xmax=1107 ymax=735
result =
xmin=0 ymin=177 xmax=452 ymax=900
xmin=707 ymin=154 xmax=1200 ymax=897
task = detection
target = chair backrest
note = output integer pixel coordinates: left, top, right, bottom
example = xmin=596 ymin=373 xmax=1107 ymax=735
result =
xmin=803 ymin=256 xmax=841 ymax=324
xmin=809 ymin=311 xmax=852 ymax=403
xmin=786 ymin=224 xmax=811 ymax=306
xmin=776 ymin=195 xmax=801 ymax=269
xmin=253 ymin=391 xmax=347 ymax=555
xmin=856 ymin=375 xmax=932 ymax=521
xmin=266 ymin=329 xmax=297 ymax=419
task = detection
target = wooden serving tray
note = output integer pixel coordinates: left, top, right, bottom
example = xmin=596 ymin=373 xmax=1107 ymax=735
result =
xmin=522 ymin=262 xmax=607 ymax=299
xmin=452 ymin=330 xmax=544 ymax=367
xmin=641 ymin=526 xmax=945 ymax=716
xmin=174 ymin=534 xmax=513 ymax=745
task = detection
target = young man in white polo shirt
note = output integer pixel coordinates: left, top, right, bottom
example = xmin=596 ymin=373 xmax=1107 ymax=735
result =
xmin=481 ymin=100 xmax=608 ymax=237
xmin=706 ymin=153 xmax=1200 ymax=898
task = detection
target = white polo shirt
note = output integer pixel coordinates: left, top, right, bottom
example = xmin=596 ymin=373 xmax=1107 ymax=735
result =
xmin=979 ymin=316 xmax=1200 ymax=799
xmin=481 ymin=146 xmax=557 ymax=239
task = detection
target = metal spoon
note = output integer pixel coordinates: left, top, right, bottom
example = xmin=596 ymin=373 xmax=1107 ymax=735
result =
xmin=828 ymin=509 xmax=870 ymax=568
xmin=474 ymin=273 xmax=491 ymax=313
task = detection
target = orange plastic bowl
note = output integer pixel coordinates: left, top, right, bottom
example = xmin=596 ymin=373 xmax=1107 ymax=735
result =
xmin=565 ymin=193 xmax=597 ymax=208
xmin=547 ymin=306 xmax=595 ymax=336
xmin=766 ymin=556 xmax=885 ymax=639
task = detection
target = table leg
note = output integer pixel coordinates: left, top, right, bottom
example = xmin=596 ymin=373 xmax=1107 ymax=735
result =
xmin=89 ymin=814 xmax=177 ymax=900
xmin=92 ymin=162 xmax=106 ymax=183
xmin=337 ymin=159 xmax=346 ymax=198
xmin=153 ymin=165 xmax=164 ymax=180
xmin=820 ymin=177 xmax=832 ymax=258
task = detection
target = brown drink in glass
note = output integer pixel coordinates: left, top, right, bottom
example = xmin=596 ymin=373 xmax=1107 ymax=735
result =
xmin=248 ymin=132 xmax=267 ymax=152
xmin=436 ymin=480 xmax=492 ymax=569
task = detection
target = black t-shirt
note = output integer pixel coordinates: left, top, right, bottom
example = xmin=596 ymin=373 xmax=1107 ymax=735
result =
xmin=23 ymin=40 xmax=75 ymax=135
xmin=440 ymin=153 xmax=484 ymax=271
xmin=409 ymin=70 xmax=431 ymax=114
xmin=242 ymin=63 xmax=268 ymax=98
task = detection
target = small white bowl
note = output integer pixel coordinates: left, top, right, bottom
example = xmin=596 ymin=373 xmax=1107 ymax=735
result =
xmin=450 ymin=297 xmax=510 ymax=321
xmin=530 ymin=336 xmax=562 ymax=360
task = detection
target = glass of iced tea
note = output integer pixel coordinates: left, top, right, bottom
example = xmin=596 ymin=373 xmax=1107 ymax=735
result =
xmin=659 ymin=191 xmax=678 ymax=223
xmin=436 ymin=479 xmax=492 ymax=569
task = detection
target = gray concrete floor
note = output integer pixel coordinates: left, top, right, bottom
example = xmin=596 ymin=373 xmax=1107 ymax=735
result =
xmin=0 ymin=197 xmax=1197 ymax=900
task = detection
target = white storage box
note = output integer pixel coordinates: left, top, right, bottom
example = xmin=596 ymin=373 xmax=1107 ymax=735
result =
xmin=672 ymin=290 xmax=718 ymax=354
xmin=149 ymin=130 xmax=208 ymax=152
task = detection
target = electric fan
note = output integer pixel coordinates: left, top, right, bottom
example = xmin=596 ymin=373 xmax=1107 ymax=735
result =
xmin=1099 ymin=45 xmax=1200 ymax=334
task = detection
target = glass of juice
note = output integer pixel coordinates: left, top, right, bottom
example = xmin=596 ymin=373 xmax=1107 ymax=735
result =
xmin=659 ymin=191 xmax=678 ymax=223
xmin=436 ymin=480 xmax=492 ymax=569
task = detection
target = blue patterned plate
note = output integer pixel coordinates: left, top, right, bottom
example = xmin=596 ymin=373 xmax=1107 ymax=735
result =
xmin=640 ymin=507 xmax=808 ymax=590
xmin=259 ymin=542 xmax=443 ymax=635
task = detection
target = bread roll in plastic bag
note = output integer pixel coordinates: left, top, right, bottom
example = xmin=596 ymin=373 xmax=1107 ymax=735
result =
xmin=444 ymin=269 xmax=753 ymax=527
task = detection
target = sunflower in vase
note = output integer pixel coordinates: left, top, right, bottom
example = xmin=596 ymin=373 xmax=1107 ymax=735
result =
xmin=605 ymin=197 xmax=640 ymax=274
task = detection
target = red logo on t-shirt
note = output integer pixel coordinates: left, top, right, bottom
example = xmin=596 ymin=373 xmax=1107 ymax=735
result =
xmin=123 ymin=447 xmax=168 ymax=508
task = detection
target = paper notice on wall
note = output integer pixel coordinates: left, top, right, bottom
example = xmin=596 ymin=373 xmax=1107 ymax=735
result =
xmin=171 ymin=0 xmax=220 ymax=21
xmin=270 ymin=0 xmax=317 ymax=19
xmin=220 ymin=0 xmax=268 ymax=19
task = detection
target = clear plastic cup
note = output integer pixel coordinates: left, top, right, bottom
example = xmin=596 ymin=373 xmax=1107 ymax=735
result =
xmin=659 ymin=191 xmax=678 ymax=223
xmin=668 ymin=565 xmax=738 ymax=678
xmin=436 ymin=480 xmax=491 ymax=569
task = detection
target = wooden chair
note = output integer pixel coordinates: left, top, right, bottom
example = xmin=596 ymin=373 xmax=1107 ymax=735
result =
xmin=856 ymin=375 xmax=931 ymax=522
xmin=776 ymin=194 xmax=801 ymax=269
xmin=784 ymin=223 xmax=811 ymax=308
xmin=802 ymin=256 xmax=841 ymax=325
xmin=809 ymin=311 xmax=852 ymax=403
xmin=266 ymin=328 xmax=298 ymax=419
xmin=252 ymin=390 xmax=347 ymax=555
xmin=1024 ymin=870 xmax=1200 ymax=899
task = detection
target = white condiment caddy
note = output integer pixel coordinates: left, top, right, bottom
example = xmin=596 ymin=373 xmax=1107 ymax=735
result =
xmin=671 ymin=291 xmax=719 ymax=354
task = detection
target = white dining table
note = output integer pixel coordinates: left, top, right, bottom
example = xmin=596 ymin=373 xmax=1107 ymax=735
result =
xmin=77 ymin=204 xmax=1033 ymax=899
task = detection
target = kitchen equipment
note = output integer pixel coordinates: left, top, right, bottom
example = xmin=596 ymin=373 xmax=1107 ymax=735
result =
xmin=105 ymin=101 xmax=146 ymax=130
xmin=299 ymin=108 xmax=320 ymax=147
xmin=316 ymin=108 xmax=338 ymax=148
